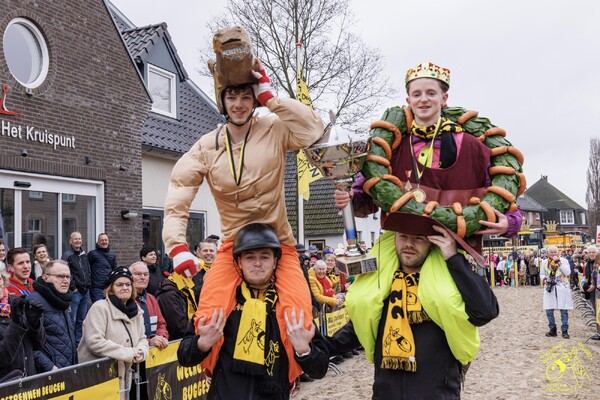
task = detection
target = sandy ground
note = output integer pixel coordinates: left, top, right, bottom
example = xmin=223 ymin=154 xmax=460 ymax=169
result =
xmin=295 ymin=286 xmax=600 ymax=399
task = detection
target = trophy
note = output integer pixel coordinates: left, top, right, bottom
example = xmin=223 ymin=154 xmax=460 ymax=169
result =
xmin=304 ymin=113 xmax=377 ymax=276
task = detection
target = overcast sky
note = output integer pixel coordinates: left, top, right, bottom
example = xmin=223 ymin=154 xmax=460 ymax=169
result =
xmin=111 ymin=0 xmax=597 ymax=207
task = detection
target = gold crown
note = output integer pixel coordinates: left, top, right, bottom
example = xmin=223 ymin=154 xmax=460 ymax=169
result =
xmin=405 ymin=62 xmax=451 ymax=86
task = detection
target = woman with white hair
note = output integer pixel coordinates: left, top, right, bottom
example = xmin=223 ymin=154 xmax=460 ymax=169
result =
xmin=308 ymin=260 xmax=343 ymax=309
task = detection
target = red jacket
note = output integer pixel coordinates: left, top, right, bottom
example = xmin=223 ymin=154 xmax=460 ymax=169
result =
xmin=135 ymin=291 xmax=169 ymax=341
xmin=7 ymin=276 xmax=34 ymax=296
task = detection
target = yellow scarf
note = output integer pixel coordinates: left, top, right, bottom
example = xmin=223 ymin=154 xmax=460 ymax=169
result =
xmin=233 ymin=283 xmax=278 ymax=367
xmin=381 ymin=270 xmax=429 ymax=371
xmin=411 ymin=117 xmax=463 ymax=167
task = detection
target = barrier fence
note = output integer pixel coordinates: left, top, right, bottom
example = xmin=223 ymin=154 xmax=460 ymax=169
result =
xmin=0 ymin=306 xmax=349 ymax=399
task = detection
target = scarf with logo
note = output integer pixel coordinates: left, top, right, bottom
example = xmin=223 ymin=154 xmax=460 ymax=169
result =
xmin=381 ymin=270 xmax=429 ymax=371
xmin=410 ymin=117 xmax=462 ymax=168
xmin=317 ymin=275 xmax=334 ymax=297
xmin=231 ymin=282 xmax=282 ymax=395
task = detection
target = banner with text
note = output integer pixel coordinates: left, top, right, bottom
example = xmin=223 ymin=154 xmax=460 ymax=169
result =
xmin=145 ymin=340 xmax=209 ymax=400
xmin=0 ymin=358 xmax=119 ymax=400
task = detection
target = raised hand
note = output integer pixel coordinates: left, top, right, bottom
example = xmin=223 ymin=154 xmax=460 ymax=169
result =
xmin=252 ymin=58 xmax=274 ymax=106
xmin=284 ymin=307 xmax=314 ymax=356
xmin=196 ymin=308 xmax=226 ymax=352
xmin=427 ymin=225 xmax=458 ymax=260
xmin=170 ymin=244 xmax=199 ymax=277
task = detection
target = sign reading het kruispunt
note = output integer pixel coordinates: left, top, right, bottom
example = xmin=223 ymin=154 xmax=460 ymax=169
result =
xmin=0 ymin=84 xmax=76 ymax=150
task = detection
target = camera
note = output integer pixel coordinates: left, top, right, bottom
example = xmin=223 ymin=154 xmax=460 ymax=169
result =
xmin=545 ymin=279 xmax=556 ymax=293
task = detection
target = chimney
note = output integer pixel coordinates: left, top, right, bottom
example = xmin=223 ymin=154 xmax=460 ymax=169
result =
xmin=541 ymin=175 xmax=547 ymax=181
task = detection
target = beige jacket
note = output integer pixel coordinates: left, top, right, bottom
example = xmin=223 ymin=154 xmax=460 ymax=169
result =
xmin=163 ymin=97 xmax=323 ymax=253
xmin=78 ymin=298 xmax=149 ymax=399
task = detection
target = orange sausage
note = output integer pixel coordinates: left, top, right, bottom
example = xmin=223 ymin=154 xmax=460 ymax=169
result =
xmin=479 ymin=201 xmax=496 ymax=223
xmin=517 ymin=173 xmax=527 ymax=196
xmin=469 ymin=197 xmax=481 ymax=205
xmin=488 ymin=166 xmax=516 ymax=176
xmin=366 ymin=154 xmax=391 ymax=167
xmin=452 ymin=202 xmax=463 ymax=216
xmin=382 ymin=174 xmax=404 ymax=190
xmin=486 ymin=186 xmax=516 ymax=203
xmin=507 ymin=146 xmax=525 ymax=165
xmin=484 ymin=127 xmax=507 ymax=137
xmin=508 ymin=202 xmax=518 ymax=213
xmin=370 ymin=121 xmax=402 ymax=150
xmin=457 ymin=110 xmax=478 ymax=125
xmin=423 ymin=201 xmax=439 ymax=215
xmin=390 ymin=192 xmax=415 ymax=212
xmin=403 ymin=106 xmax=413 ymax=132
xmin=363 ymin=177 xmax=381 ymax=196
xmin=490 ymin=146 xmax=508 ymax=157
xmin=456 ymin=216 xmax=467 ymax=238
xmin=372 ymin=137 xmax=392 ymax=160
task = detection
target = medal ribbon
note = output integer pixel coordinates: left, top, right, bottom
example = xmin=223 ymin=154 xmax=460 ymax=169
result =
xmin=410 ymin=118 xmax=442 ymax=182
xmin=224 ymin=122 xmax=252 ymax=186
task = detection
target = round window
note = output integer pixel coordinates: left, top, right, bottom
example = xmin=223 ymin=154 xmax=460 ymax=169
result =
xmin=3 ymin=17 xmax=49 ymax=89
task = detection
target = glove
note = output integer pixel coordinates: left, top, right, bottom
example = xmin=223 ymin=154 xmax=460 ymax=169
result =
xmin=170 ymin=244 xmax=200 ymax=279
xmin=24 ymin=300 xmax=44 ymax=329
xmin=9 ymin=296 xmax=27 ymax=327
xmin=252 ymin=61 xmax=274 ymax=106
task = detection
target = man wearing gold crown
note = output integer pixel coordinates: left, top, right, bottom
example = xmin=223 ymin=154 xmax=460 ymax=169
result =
xmin=162 ymin=26 xmax=323 ymax=384
xmin=335 ymin=61 xmax=522 ymax=244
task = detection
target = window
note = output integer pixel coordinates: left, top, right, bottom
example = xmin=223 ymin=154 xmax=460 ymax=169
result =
xmin=28 ymin=191 xmax=43 ymax=199
xmin=148 ymin=64 xmax=177 ymax=118
xmin=3 ymin=18 xmax=49 ymax=88
xmin=28 ymin=218 xmax=41 ymax=232
xmin=580 ymin=212 xmax=586 ymax=225
xmin=559 ymin=210 xmax=574 ymax=225
xmin=62 ymin=193 xmax=76 ymax=203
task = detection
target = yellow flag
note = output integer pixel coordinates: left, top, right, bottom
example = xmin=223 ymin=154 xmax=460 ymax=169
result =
xmin=296 ymin=64 xmax=322 ymax=201
xmin=296 ymin=64 xmax=314 ymax=109
xmin=297 ymin=150 xmax=322 ymax=201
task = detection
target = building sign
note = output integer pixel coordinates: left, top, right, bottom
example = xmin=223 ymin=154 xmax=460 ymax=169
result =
xmin=0 ymin=84 xmax=75 ymax=150
xmin=1 ymin=119 xmax=76 ymax=150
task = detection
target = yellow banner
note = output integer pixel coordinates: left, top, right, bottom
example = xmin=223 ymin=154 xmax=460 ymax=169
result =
xmin=146 ymin=340 xmax=181 ymax=368
xmin=325 ymin=307 xmax=351 ymax=335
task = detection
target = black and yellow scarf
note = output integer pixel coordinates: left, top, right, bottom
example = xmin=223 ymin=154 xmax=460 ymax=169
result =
xmin=231 ymin=282 xmax=282 ymax=395
xmin=381 ymin=270 xmax=429 ymax=371
xmin=411 ymin=117 xmax=462 ymax=169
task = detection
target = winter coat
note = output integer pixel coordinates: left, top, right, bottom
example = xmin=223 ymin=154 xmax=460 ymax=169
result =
xmin=29 ymin=281 xmax=77 ymax=372
xmin=78 ymin=298 xmax=148 ymax=400
xmin=540 ymin=257 xmax=573 ymax=310
xmin=134 ymin=290 xmax=169 ymax=340
xmin=88 ymin=245 xmax=117 ymax=289
xmin=146 ymin=264 xmax=165 ymax=296
xmin=0 ymin=296 xmax=45 ymax=381
xmin=308 ymin=268 xmax=337 ymax=307
xmin=61 ymin=247 xmax=91 ymax=292
xmin=155 ymin=275 xmax=196 ymax=340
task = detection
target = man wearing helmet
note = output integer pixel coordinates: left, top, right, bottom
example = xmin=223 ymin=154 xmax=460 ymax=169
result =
xmin=177 ymin=224 xmax=329 ymax=399
xmin=162 ymin=26 xmax=324 ymax=384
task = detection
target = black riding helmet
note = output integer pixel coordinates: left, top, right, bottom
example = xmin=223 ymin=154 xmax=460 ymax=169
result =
xmin=233 ymin=223 xmax=281 ymax=260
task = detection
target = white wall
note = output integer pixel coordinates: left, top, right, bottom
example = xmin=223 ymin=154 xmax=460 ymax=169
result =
xmin=142 ymin=154 xmax=222 ymax=238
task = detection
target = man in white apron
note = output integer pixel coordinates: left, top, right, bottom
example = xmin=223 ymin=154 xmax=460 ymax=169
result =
xmin=540 ymin=246 xmax=573 ymax=338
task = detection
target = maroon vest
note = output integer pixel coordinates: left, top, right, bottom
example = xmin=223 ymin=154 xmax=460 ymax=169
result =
xmin=392 ymin=134 xmax=491 ymax=206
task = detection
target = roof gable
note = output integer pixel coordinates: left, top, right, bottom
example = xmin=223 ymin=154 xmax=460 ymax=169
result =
xmin=524 ymin=177 xmax=584 ymax=210
xmin=516 ymin=193 xmax=547 ymax=212
xmin=122 ymin=23 xmax=188 ymax=81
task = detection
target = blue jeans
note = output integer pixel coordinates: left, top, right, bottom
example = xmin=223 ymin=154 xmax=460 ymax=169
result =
xmin=90 ymin=287 xmax=104 ymax=303
xmin=546 ymin=309 xmax=569 ymax=332
xmin=70 ymin=289 xmax=90 ymax=345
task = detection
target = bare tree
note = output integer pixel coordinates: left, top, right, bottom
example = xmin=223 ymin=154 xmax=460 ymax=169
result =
xmin=586 ymin=138 xmax=600 ymax=229
xmin=199 ymin=0 xmax=396 ymax=130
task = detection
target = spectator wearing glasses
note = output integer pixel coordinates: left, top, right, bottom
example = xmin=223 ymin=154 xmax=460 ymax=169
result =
xmin=78 ymin=267 xmax=148 ymax=400
xmin=28 ymin=260 xmax=77 ymax=372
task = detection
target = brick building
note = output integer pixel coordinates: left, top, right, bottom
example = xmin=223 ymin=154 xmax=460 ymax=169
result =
xmin=0 ymin=0 xmax=150 ymax=261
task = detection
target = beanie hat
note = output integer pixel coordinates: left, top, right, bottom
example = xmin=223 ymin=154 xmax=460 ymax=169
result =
xmin=106 ymin=266 xmax=133 ymax=288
